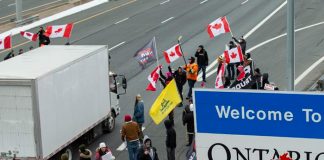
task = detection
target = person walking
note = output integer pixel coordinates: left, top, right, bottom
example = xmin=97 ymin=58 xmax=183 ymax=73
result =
xmin=133 ymin=94 xmax=145 ymax=141
xmin=95 ymin=142 xmax=115 ymax=160
xmin=182 ymin=101 xmax=195 ymax=146
xmin=121 ymin=114 xmax=141 ymax=160
xmin=79 ymin=144 xmax=92 ymax=160
xmin=184 ymin=57 xmax=198 ymax=100
xmin=137 ymin=135 xmax=159 ymax=160
xmin=195 ymin=45 xmax=209 ymax=82
xmin=164 ymin=119 xmax=176 ymax=160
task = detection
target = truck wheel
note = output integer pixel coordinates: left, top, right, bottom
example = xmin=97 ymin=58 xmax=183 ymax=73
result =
xmin=107 ymin=112 xmax=116 ymax=133
xmin=65 ymin=148 xmax=73 ymax=160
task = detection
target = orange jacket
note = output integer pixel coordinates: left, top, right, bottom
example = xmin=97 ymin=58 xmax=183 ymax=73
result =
xmin=184 ymin=63 xmax=198 ymax=81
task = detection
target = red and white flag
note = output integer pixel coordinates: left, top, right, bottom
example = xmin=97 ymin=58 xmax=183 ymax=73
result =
xmin=207 ymin=16 xmax=231 ymax=39
xmin=215 ymin=63 xmax=226 ymax=89
xmin=20 ymin=31 xmax=38 ymax=41
xmin=45 ymin=23 xmax=73 ymax=38
xmin=163 ymin=44 xmax=182 ymax=64
xmin=146 ymin=65 xmax=162 ymax=91
xmin=224 ymin=45 xmax=244 ymax=64
xmin=0 ymin=35 xmax=11 ymax=50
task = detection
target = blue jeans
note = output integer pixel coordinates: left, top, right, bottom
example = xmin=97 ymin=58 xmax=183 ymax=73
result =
xmin=127 ymin=140 xmax=139 ymax=160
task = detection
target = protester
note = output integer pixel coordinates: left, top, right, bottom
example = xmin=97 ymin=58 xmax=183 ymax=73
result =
xmin=133 ymin=94 xmax=145 ymax=142
xmin=4 ymin=50 xmax=15 ymax=60
xmin=18 ymin=49 xmax=23 ymax=55
xmin=184 ymin=57 xmax=198 ymax=100
xmin=159 ymin=68 xmax=175 ymax=125
xmin=252 ymin=68 xmax=262 ymax=89
xmin=164 ymin=119 xmax=176 ymax=160
xmin=79 ymin=144 xmax=92 ymax=160
xmin=171 ymin=66 xmax=187 ymax=104
xmin=195 ymin=45 xmax=209 ymax=82
xmin=227 ymin=41 xmax=237 ymax=80
xmin=233 ymin=36 xmax=247 ymax=55
xmin=243 ymin=53 xmax=252 ymax=67
xmin=182 ymin=100 xmax=195 ymax=146
xmin=137 ymin=135 xmax=159 ymax=160
xmin=95 ymin=142 xmax=115 ymax=160
xmin=121 ymin=114 xmax=141 ymax=160
xmin=37 ymin=26 xmax=50 ymax=47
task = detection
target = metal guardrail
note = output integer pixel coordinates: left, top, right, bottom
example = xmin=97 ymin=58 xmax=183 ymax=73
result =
xmin=15 ymin=14 xmax=39 ymax=26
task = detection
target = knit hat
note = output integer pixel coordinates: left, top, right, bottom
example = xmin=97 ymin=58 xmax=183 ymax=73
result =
xmin=99 ymin=142 xmax=106 ymax=148
xmin=124 ymin=114 xmax=132 ymax=122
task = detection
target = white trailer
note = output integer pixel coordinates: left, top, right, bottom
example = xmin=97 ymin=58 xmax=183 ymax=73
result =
xmin=0 ymin=45 xmax=126 ymax=160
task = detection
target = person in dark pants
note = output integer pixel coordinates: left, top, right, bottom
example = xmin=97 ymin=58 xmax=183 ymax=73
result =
xmin=183 ymin=57 xmax=198 ymax=99
xmin=133 ymin=94 xmax=145 ymax=142
xmin=37 ymin=27 xmax=50 ymax=47
xmin=195 ymin=45 xmax=209 ymax=82
xmin=164 ymin=119 xmax=176 ymax=160
xmin=182 ymin=100 xmax=194 ymax=146
xmin=159 ymin=68 xmax=175 ymax=125
xmin=227 ymin=41 xmax=237 ymax=80
xmin=137 ymin=135 xmax=159 ymax=160
xmin=233 ymin=36 xmax=247 ymax=55
xmin=169 ymin=66 xmax=186 ymax=105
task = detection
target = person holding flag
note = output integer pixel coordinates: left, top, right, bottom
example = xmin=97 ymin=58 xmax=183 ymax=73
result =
xmin=37 ymin=26 xmax=50 ymax=46
xmin=183 ymin=57 xmax=198 ymax=100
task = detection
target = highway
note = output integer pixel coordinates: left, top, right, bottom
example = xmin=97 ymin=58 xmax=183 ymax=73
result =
xmin=1 ymin=0 xmax=324 ymax=159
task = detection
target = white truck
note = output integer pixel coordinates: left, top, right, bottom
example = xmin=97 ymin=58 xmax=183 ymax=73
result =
xmin=0 ymin=45 xmax=126 ymax=160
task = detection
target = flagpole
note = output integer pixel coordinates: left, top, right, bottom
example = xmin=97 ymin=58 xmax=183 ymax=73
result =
xmin=153 ymin=36 xmax=160 ymax=67
xmin=177 ymin=36 xmax=187 ymax=66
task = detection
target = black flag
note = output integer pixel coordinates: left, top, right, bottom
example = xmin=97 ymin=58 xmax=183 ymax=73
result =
xmin=230 ymin=64 xmax=255 ymax=89
xmin=134 ymin=38 xmax=157 ymax=69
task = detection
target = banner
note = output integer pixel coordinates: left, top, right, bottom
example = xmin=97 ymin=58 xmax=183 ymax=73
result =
xmin=134 ymin=38 xmax=157 ymax=68
xmin=149 ymin=79 xmax=181 ymax=124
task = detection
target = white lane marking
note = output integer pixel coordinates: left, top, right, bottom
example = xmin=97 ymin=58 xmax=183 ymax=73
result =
xmin=160 ymin=0 xmax=169 ymax=5
xmin=200 ymin=0 xmax=208 ymax=4
xmin=114 ymin=17 xmax=129 ymax=24
xmin=241 ymin=0 xmax=248 ymax=5
xmin=201 ymin=20 xmax=324 ymax=83
xmin=199 ymin=1 xmax=288 ymax=81
xmin=161 ymin=17 xmax=174 ymax=24
xmin=8 ymin=3 xmax=15 ymax=7
xmin=109 ymin=41 xmax=125 ymax=51
xmin=295 ymin=56 xmax=324 ymax=85
xmin=117 ymin=126 xmax=146 ymax=151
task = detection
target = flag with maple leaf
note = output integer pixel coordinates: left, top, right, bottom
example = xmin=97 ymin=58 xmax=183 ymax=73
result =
xmin=0 ymin=34 xmax=11 ymax=50
xmin=45 ymin=23 xmax=74 ymax=38
xmin=146 ymin=65 xmax=162 ymax=91
xmin=215 ymin=62 xmax=226 ymax=89
xmin=224 ymin=45 xmax=244 ymax=64
xmin=207 ymin=16 xmax=231 ymax=39
xmin=279 ymin=153 xmax=292 ymax=160
xmin=163 ymin=44 xmax=182 ymax=64
xmin=20 ymin=31 xmax=38 ymax=41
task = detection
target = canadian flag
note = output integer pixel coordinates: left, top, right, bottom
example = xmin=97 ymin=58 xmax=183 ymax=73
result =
xmin=224 ymin=45 xmax=244 ymax=64
xmin=146 ymin=65 xmax=162 ymax=91
xmin=20 ymin=31 xmax=38 ymax=41
xmin=163 ymin=44 xmax=182 ymax=64
xmin=207 ymin=16 xmax=231 ymax=39
xmin=0 ymin=35 xmax=11 ymax=50
xmin=45 ymin=23 xmax=73 ymax=38
xmin=215 ymin=63 xmax=226 ymax=89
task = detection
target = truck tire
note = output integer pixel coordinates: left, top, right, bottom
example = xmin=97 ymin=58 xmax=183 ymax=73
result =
xmin=104 ymin=112 xmax=115 ymax=133
xmin=65 ymin=148 xmax=73 ymax=160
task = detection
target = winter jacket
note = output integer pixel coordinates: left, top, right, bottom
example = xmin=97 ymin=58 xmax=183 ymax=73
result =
xmin=134 ymin=101 xmax=145 ymax=124
xmin=184 ymin=63 xmax=198 ymax=81
xmin=164 ymin=120 xmax=176 ymax=148
xmin=121 ymin=121 xmax=140 ymax=141
xmin=159 ymin=69 xmax=173 ymax=88
xmin=182 ymin=105 xmax=195 ymax=134
xmin=172 ymin=68 xmax=187 ymax=87
xmin=137 ymin=135 xmax=159 ymax=160
xmin=195 ymin=49 xmax=209 ymax=66
xmin=233 ymin=37 xmax=247 ymax=54
xmin=80 ymin=149 xmax=92 ymax=160
xmin=95 ymin=147 xmax=115 ymax=160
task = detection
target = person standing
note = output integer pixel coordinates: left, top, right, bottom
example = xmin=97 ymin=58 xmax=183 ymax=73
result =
xmin=164 ymin=119 xmax=176 ymax=160
xmin=159 ymin=68 xmax=175 ymax=125
xmin=182 ymin=101 xmax=195 ymax=146
xmin=121 ymin=114 xmax=141 ymax=160
xmin=172 ymin=66 xmax=187 ymax=104
xmin=79 ymin=144 xmax=92 ymax=160
xmin=137 ymin=135 xmax=159 ymax=160
xmin=227 ymin=41 xmax=237 ymax=80
xmin=233 ymin=36 xmax=247 ymax=55
xmin=184 ymin=57 xmax=198 ymax=100
xmin=133 ymin=94 xmax=145 ymax=141
xmin=195 ymin=45 xmax=209 ymax=82
xmin=37 ymin=26 xmax=50 ymax=47
xmin=95 ymin=142 xmax=115 ymax=160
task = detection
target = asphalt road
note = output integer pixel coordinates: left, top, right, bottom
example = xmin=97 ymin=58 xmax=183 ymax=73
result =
xmin=1 ymin=0 xmax=324 ymax=159
xmin=0 ymin=0 xmax=66 ymax=20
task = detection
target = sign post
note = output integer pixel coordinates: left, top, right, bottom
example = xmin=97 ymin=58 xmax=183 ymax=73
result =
xmin=194 ymin=89 xmax=324 ymax=160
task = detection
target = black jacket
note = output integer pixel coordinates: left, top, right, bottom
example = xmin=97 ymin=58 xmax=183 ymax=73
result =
xmin=233 ymin=37 xmax=246 ymax=54
xmin=195 ymin=49 xmax=209 ymax=66
xmin=164 ymin=120 xmax=176 ymax=148
xmin=182 ymin=105 xmax=194 ymax=133
xmin=137 ymin=147 xmax=159 ymax=160
xmin=172 ymin=68 xmax=187 ymax=87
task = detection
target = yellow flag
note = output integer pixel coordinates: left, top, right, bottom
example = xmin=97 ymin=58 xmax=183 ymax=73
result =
xmin=149 ymin=79 xmax=181 ymax=125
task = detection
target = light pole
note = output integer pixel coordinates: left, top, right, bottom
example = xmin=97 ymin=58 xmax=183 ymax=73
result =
xmin=287 ymin=0 xmax=295 ymax=91
xmin=15 ymin=0 xmax=22 ymax=22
